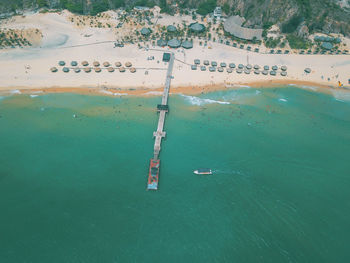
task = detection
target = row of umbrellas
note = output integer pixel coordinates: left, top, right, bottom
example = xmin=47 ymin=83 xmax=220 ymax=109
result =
xmin=191 ymin=65 xmax=288 ymax=76
xmin=157 ymin=39 xmax=193 ymax=49
xmin=51 ymin=67 xmax=136 ymax=73
xmin=58 ymin=61 xmax=132 ymax=67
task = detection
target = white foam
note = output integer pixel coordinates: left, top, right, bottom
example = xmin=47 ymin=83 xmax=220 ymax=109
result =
xmin=11 ymin=89 xmax=21 ymax=94
xmin=279 ymin=98 xmax=288 ymax=102
xmin=144 ymin=91 xmax=163 ymax=95
xmin=30 ymin=95 xmax=39 ymax=98
xmin=181 ymin=94 xmax=230 ymax=106
xmin=99 ymin=90 xmax=127 ymax=96
xmin=300 ymin=85 xmax=318 ymax=91
xmin=332 ymin=90 xmax=350 ymax=102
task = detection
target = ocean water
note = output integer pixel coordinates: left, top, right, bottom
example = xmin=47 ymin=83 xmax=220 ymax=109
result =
xmin=0 ymin=87 xmax=350 ymax=263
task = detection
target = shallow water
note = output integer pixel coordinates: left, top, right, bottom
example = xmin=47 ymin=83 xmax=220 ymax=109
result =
xmin=0 ymin=87 xmax=350 ymax=262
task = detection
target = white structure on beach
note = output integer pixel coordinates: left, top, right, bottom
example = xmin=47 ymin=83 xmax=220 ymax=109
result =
xmin=213 ymin=7 xmax=222 ymax=20
xmin=223 ymin=16 xmax=263 ymax=41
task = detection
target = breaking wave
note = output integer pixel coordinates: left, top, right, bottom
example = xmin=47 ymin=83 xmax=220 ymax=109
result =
xmin=99 ymin=90 xmax=127 ymax=96
xmin=279 ymin=98 xmax=288 ymax=102
xmin=181 ymin=94 xmax=230 ymax=106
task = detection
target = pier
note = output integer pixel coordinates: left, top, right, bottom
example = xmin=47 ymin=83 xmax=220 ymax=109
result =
xmin=147 ymin=52 xmax=174 ymax=190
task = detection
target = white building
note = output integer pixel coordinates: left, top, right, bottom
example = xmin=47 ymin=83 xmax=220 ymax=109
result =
xmin=213 ymin=7 xmax=222 ymax=20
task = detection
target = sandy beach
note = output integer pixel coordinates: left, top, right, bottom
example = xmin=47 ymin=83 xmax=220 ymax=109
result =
xmin=0 ymin=11 xmax=349 ymax=98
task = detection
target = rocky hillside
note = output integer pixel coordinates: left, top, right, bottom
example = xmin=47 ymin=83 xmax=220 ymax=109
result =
xmin=1 ymin=0 xmax=349 ymax=36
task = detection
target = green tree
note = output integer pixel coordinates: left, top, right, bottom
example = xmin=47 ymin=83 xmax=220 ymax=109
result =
xmin=197 ymin=0 xmax=217 ymax=16
xmin=37 ymin=0 xmax=48 ymax=8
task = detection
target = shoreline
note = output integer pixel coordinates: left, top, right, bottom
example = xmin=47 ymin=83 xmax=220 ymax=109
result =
xmin=0 ymin=79 xmax=348 ymax=98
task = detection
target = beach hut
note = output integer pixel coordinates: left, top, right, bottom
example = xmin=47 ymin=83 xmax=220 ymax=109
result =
xmin=103 ymin=62 xmax=110 ymax=67
xmin=84 ymin=67 xmax=91 ymax=73
xmin=182 ymin=40 xmax=193 ymax=49
xmin=229 ymin=63 xmax=236 ymax=68
xmin=93 ymin=61 xmax=100 ymax=67
xmin=191 ymin=65 xmax=197 ymax=70
xmin=220 ymin=62 xmax=227 ymax=67
xmin=254 ymin=48 xmax=259 ymax=53
xmin=157 ymin=39 xmax=167 ymax=47
xmin=95 ymin=67 xmax=101 ymax=73
xmin=140 ymin=27 xmax=151 ymax=36
xmin=236 ymin=68 xmax=243 ymax=74
xmin=107 ymin=67 xmax=114 ymax=72
xmin=272 ymin=65 xmax=278 ymax=71
xmin=58 ymin=61 xmax=65 ymax=66
xmin=321 ymin=42 xmax=333 ymax=50
xmin=270 ymin=71 xmax=277 ymax=76
xmin=63 ymin=67 xmax=69 ymax=73
xmin=167 ymin=25 xmax=177 ymax=33
xmin=209 ymin=67 xmax=216 ymax=72
xmin=74 ymin=68 xmax=81 ymax=73
xmin=125 ymin=62 xmax=132 ymax=67
xmin=281 ymin=66 xmax=287 ymax=71
xmin=203 ymin=60 xmax=209 ymax=66
xmin=167 ymin=38 xmax=181 ymax=48
xmin=244 ymin=69 xmax=250 ymax=74
xmin=262 ymin=70 xmax=268 ymax=75
xmin=246 ymin=64 xmax=252 ymax=70
xmin=254 ymin=65 xmax=260 ymax=70
xmin=227 ymin=68 xmax=232 ymax=73
xmin=82 ymin=61 xmax=89 ymax=66
xmin=211 ymin=61 xmax=217 ymax=67
xmin=119 ymin=67 xmax=126 ymax=72
xmin=281 ymin=71 xmax=287 ymax=76
xmin=189 ymin=22 xmax=205 ymax=33
xmin=130 ymin=67 xmax=136 ymax=73
xmin=200 ymin=66 xmax=206 ymax=71
xmin=238 ymin=64 xmax=244 ymax=69
xmin=115 ymin=62 xmax=122 ymax=67
xmin=304 ymin=68 xmax=311 ymax=73
xmin=194 ymin=59 xmax=200 ymax=65
xmin=264 ymin=65 xmax=269 ymax=70
xmin=218 ymin=67 xmax=224 ymax=72
xmin=50 ymin=67 xmax=58 ymax=73
xmin=162 ymin=53 xmax=171 ymax=62
xmin=254 ymin=70 xmax=260 ymax=75
xmin=71 ymin=61 xmax=78 ymax=66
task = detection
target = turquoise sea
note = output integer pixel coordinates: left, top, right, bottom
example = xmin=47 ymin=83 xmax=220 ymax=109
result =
xmin=0 ymin=87 xmax=350 ymax=262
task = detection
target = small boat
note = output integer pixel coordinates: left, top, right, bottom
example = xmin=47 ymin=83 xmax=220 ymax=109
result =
xmin=194 ymin=168 xmax=212 ymax=175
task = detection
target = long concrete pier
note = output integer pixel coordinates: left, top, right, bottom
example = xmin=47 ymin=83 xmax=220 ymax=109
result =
xmin=153 ymin=53 xmax=174 ymax=160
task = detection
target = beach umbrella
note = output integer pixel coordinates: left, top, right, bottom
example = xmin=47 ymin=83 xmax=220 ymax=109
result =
xmin=181 ymin=40 xmax=193 ymax=49
xmin=93 ymin=61 xmax=100 ymax=67
xmin=203 ymin=60 xmax=209 ymax=65
xmin=304 ymin=68 xmax=311 ymax=73
xmin=189 ymin=22 xmax=205 ymax=33
xmin=191 ymin=65 xmax=197 ymax=70
xmin=220 ymin=62 xmax=227 ymax=67
xmin=270 ymin=71 xmax=277 ymax=76
xmin=157 ymin=39 xmax=167 ymax=47
xmin=281 ymin=66 xmax=287 ymax=71
xmin=229 ymin=63 xmax=235 ymax=68
xmin=272 ymin=65 xmax=278 ymax=71
xmin=281 ymin=71 xmax=287 ymax=76
xmin=84 ymin=67 xmax=91 ymax=73
xmin=262 ymin=70 xmax=268 ymax=75
xmin=244 ymin=69 xmax=251 ymax=74
xmin=115 ymin=62 xmax=122 ymax=67
xmin=246 ymin=64 xmax=252 ymax=70
xmin=218 ymin=67 xmax=224 ymax=72
xmin=254 ymin=65 xmax=260 ymax=70
xmin=125 ymin=62 xmax=132 ymax=67
xmin=130 ymin=67 xmax=136 ymax=73
xmin=321 ymin=42 xmax=333 ymax=50
xmin=74 ymin=68 xmax=81 ymax=73
xmin=107 ymin=67 xmax=114 ymax=72
xmin=63 ymin=67 xmax=69 ymax=73
xmin=140 ymin=27 xmax=151 ymax=36
xmin=50 ymin=67 xmax=58 ymax=73
xmin=264 ymin=65 xmax=269 ymax=70
xmin=236 ymin=69 xmax=243 ymax=74
xmin=103 ymin=62 xmax=110 ymax=67
xmin=82 ymin=61 xmax=89 ymax=66
xmin=238 ymin=64 xmax=244 ymax=69
xmin=227 ymin=68 xmax=232 ymax=73
xmin=200 ymin=66 xmax=206 ymax=71
xmin=71 ymin=61 xmax=78 ymax=66
xmin=119 ymin=67 xmax=126 ymax=72
xmin=254 ymin=70 xmax=260 ymax=75
xmin=194 ymin=59 xmax=200 ymax=65
xmin=209 ymin=67 xmax=216 ymax=72
xmin=167 ymin=38 xmax=181 ymax=48
xmin=95 ymin=67 xmax=101 ymax=73
xmin=58 ymin=61 xmax=65 ymax=66
xmin=211 ymin=61 xmax=217 ymax=67
xmin=167 ymin=25 xmax=177 ymax=33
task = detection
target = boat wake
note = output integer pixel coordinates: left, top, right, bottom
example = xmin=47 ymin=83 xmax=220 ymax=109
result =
xmin=180 ymin=94 xmax=230 ymax=106
xmin=212 ymin=169 xmax=245 ymax=176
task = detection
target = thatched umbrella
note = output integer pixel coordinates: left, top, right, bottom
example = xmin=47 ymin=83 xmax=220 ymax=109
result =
xmin=95 ymin=67 xmax=101 ymax=73
xmin=189 ymin=22 xmax=205 ymax=33
xmin=229 ymin=63 xmax=235 ymax=68
xmin=140 ymin=27 xmax=151 ymax=36
xmin=181 ymin=40 xmax=193 ymax=49
xmin=103 ymin=62 xmax=110 ymax=67
xmin=74 ymin=68 xmax=81 ymax=73
xmin=130 ymin=67 xmax=136 ymax=73
xmin=63 ymin=67 xmax=69 ymax=73
xmin=93 ymin=61 xmax=100 ymax=67
xmin=84 ymin=67 xmax=91 ymax=73
xmin=167 ymin=38 xmax=181 ymax=48
xmin=227 ymin=68 xmax=232 ymax=73
xmin=262 ymin=70 xmax=268 ymax=75
xmin=125 ymin=62 xmax=132 ymax=67
xmin=157 ymin=39 xmax=167 ymax=47
xmin=167 ymin=25 xmax=177 ymax=33
xmin=59 ymin=61 xmax=65 ymax=66
xmin=119 ymin=67 xmax=126 ymax=72
xmin=272 ymin=65 xmax=278 ymax=71
xmin=107 ymin=67 xmax=114 ymax=72
xmin=203 ymin=60 xmax=209 ymax=65
xmin=281 ymin=65 xmax=287 ymax=71
xmin=50 ymin=67 xmax=58 ymax=73
xmin=82 ymin=61 xmax=89 ymax=66
xmin=218 ymin=67 xmax=224 ymax=72
xmin=254 ymin=70 xmax=260 ymax=74
xmin=246 ymin=64 xmax=252 ymax=70
xmin=71 ymin=61 xmax=78 ymax=66
xmin=236 ymin=69 xmax=243 ymax=74
xmin=281 ymin=71 xmax=287 ymax=76
xmin=115 ymin=62 xmax=122 ymax=67
xmin=254 ymin=65 xmax=260 ymax=70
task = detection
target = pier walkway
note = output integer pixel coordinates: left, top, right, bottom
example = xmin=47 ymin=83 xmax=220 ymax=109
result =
xmin=147 ymin=52 xmax=174 ymax=190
